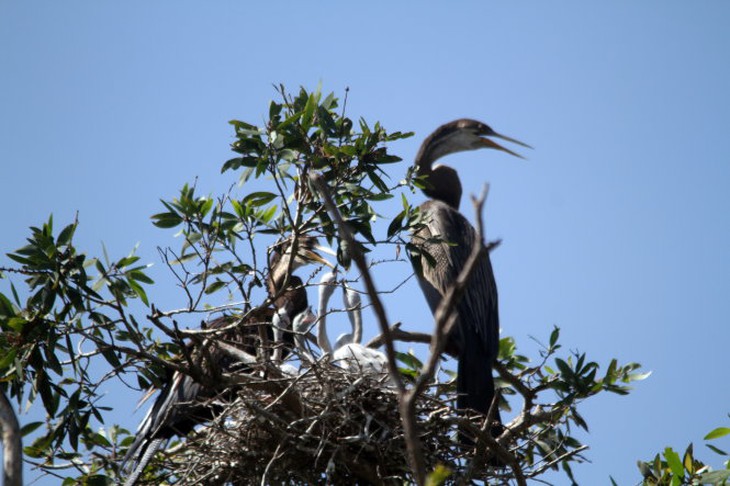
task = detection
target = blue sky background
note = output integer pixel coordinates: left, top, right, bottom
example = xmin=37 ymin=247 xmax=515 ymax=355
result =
xmin=1 ymin=2 xmax=729 ymax=484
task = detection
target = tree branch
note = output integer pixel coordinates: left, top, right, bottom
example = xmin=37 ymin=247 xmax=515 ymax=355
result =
xmin=0 ymin=391 xmax=22 ymax=486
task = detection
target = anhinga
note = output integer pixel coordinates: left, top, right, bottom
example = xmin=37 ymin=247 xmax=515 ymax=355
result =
xmin=122 ymin=236 xmax=332 ymax=485
xmin=410 ymin=119 xmax=530 ymax=427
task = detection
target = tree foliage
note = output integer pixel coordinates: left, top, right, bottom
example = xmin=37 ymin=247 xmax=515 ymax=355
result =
xmin=633 ymin=422 xmax=730 ymax=486
xmin=0 ymin=85 xmax=702 ymax=484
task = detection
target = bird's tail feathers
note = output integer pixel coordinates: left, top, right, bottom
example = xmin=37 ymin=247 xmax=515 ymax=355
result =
xmin=122 ymin=436 xmax=165 ymax=486
xmin=456 ymin=347 xmax=502 ymax=428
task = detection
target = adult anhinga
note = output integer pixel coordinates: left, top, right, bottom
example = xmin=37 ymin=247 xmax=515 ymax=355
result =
xmin=410 ymin=119 xmax=530 ymax=426
xmin=122 ymin=237 xmax=331 ymax=485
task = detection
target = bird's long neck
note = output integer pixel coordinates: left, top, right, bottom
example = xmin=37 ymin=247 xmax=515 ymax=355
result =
xmin=414 ymin=132 xmax=442 ymax=181
xmin=293 ymin=319 xmax=306 ymax=351
xmin=353 ymin=308 xmax=362 ymax=345
xmin=317 ymin=290 xmax=333 ymax=354
xmin=414 ymin=133 xmax=463 ymax=209
xmin=267 ymin=254 xmax=291 ymax=296
xmin=349 ymin=301 xmax=362 ymax=345
xmin=293 ymin=312 xmax=316 ymax=362
xmin=270 ymin=275 xmax=306 ymax=324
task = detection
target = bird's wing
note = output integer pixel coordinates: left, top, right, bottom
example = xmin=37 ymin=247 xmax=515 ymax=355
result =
xmin=412 ymin=200 xmax=499 ymax=358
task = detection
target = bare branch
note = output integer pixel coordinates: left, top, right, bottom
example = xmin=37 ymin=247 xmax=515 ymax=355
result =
xmin=0 ymin=391 xmax=22 ymax=486
xmin=364 ymin=323 xmax=432 ymax=349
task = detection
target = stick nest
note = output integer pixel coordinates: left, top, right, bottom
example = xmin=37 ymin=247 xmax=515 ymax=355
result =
xmin=140 ymin=349 xmax=501 ymax=485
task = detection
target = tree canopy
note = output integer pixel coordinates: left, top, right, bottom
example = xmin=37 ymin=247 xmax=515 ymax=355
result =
xmin=0 ymin=86 xmax=725 ymax=485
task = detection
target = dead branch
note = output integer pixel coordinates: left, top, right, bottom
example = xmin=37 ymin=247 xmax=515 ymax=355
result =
xmin=0 ymin=390 xmax=22 ymax=486
xmin=365 ymin=323 xmax=432 ymax=349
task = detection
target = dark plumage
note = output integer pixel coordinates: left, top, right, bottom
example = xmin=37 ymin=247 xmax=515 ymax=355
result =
xmin=410 ymin=119 xmax=530 ymax=430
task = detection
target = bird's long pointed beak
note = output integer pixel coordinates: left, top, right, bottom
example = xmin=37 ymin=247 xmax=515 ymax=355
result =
xmin=314 ymin=244 xmax=337 ymax=258
xmin=304 ymin=245 xmax=336 ymax=268
xmin=478 ymin=132 xmax=533 ymax=159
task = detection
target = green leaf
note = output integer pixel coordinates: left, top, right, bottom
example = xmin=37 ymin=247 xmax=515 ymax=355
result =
xmin=243 ymin=192 xmax=278 ymax=207
xmin=301 ymin=92 xmax=317 ymax=130
xmin=627 ymin=370 xmax=652 ymax=382
xmin=387 ymin=210 xmax=406 ymax=239
xmin=0 ymin=348 xmax=18 ymax=370
xmin=204 ymin=281 xmax=226 ymax=295
xmin=396 ymin=351 xmax=423 ymax=371
xmin=127 ymin=278 xmax=149 ymax=306
xmin=129 ymin=270 xmax=154 ymax=285
xmin=364 ymin=192 xmax=393 ymax=201
xmin=258 ymin=205 xmax=278 ymax=224
xmin=321 ymin=91 xmax=336 ymax=110
xmin=636 ymin=461 xmax=656 ymax=480
xmin=150 ymin=211 xmax=183 ymax=229
xmin=269 ymin=100 xmax=282 ymax=120
xmin=339 ymin=145 xmax=357 ymax=157
xmin=101 ymin=347 xmax=121 ymax=368
xmin=116 ymin=255 xmax=140 ymax=268
xmin=664 ymin=447 xmax=684 ymax=479
xmin=82 ymin=475 xmax=113 ymax=486
xmin=374 ymin=153 xmax=402 ymax=164
xmin=366 ymin=170 xmax=389 ymax=193
xmin=57 ymin=223 xmax=76 ymax=247
xmin=706 ymin=443 xmax=728 ymax=456
xmin=44 ymin=346 xmax=63 ymax=376
xmin=5 ymin=252 xmax=33 ymax=265
xmin=229 ymin=119 xmax=258 ymax=132
xmin=222 ymin=157 xmax=243 ymax=172
xmin=5 ymin=317 xmax=25 ymax=332
xmin=20 ymin=421 xmax=44 ymax=436
xmin=425 ymin=464 xmax=451 ymax=486
xmin=549 ymin=325 xmax=560 ymax=348
xmin=554 ymin=358 xmax=573 ymax=378
xmin=682 ymin=443 xmax=694 ymax=475
xmin=704 ymin=427 xmax=730 ymax=441
xmin=0 ymin=292 xmax=16 ymax=316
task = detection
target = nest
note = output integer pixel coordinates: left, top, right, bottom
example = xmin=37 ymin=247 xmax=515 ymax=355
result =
xmin=139 ymin=348 xmax=505 ymax=485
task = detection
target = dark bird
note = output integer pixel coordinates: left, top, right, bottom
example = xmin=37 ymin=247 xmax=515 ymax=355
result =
xmin=410 ymin=119 xmax=530 ymax=431
xmin=122 ymin=236 xmax=332 ymax=485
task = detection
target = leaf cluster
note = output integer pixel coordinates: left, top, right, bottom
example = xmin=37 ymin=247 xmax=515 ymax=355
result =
xmin=0 ymin=215 xmax=156 ymax=481
xmin=635 ymin=422 xmax=730 ymax=486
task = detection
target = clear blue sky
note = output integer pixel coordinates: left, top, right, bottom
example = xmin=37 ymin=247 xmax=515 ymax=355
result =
xmin=1 ymin=2 xmax=729 ymax=484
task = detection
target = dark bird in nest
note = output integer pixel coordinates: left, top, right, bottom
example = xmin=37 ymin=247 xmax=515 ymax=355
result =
xmin=121 ymin=236 xmax=333 ymax=485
